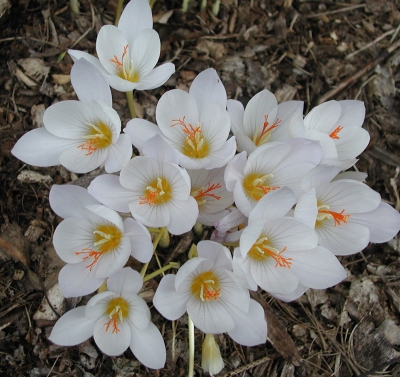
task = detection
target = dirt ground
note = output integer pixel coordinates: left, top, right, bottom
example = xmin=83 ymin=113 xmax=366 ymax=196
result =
xmin=1 ymin=0 xmax=400 ymax=376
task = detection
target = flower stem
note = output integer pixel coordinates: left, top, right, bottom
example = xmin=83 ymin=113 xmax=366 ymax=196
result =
xmin=188 ymin=315 xmax=195 ymax=377
xmin=140 ymin=227 xmax=167 ymax=278
xmin=182 ymin=0 xmax=190 ymax=12
xmin=126 ymin=90 xmax=137 ymax=119
xmin=143 ymin=262 xmax=180 ymax=282
xmin=114 ymin=0 xmax=124 ymax=26
xmin=147 ymin=227 xmax=161 ymax=233
xmin=193 ymin=221 xmax=203 ymax=236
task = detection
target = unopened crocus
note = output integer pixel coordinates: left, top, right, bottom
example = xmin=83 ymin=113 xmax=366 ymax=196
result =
xmin=49 ymin=268 xmax=166 ymax=369
xmin=69 ymin=0 xmax=174 ymax=92
xmin=12 ymin=59 xmax=132 ymax=173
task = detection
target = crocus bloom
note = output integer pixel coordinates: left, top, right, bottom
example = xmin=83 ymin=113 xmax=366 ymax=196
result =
xmin=50 ymin=185 xmax=153 ymax=297
xmin=12 ymin=59 xmax=132 ymax=173
xmin=188 ymin=167 xmax=234 ymax=226
xmin=154 ymin=241 xmax=267 ymax=347
xmin=295 ymin=168 xmax=392 ymax=255
xmin=233 ymin=188 xmax=346 ymax=295
xmin=88 ymin=135 xmax=199 ymax=235
xmin=224 ymin=139 xmax=322 ymax=216
xmin=69 ymin=0 xmax=174 ymax=92
xmin=227 ymin=89 xmax=305 ymax=154
xmin=49 ymin=268 xmax=166 ymax=369
xmin=125 ymin=68 xmax=236 ymax=169
xmin=304 ymin=100 xmax=370 ymax=170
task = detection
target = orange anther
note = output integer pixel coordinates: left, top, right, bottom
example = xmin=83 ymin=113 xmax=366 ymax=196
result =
xmin=194 ymin=183 xmax=222 ymax=200
xmin=319 ymin=209 xmax=350 ymax=227
xmin=329 ymin=125 xmax=343 ymax=139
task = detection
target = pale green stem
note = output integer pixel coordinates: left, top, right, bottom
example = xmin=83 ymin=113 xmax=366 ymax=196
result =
xmin=159 ymin=229 xmax=170 ymax=248
xmin=143 ymin=262 xmax=180 ymax=282
xmin=212 ymin=0 xmax=221 ymax=16
xmin=222 ymin=242 xmax=240 ymax=247
xmin=147 ymin=227 xmax=161 ymax=233
xmin=182 ymin=0 xmax=190 ymax=12
xmin=188 ymin=316 xmax=195 ymax=377
xmin=115 ymin=0 xmax=124 ymax=26
xmin=126 ymin=91 xmax=136 ymax=119
xmin=200 ymin=0 xmax=207 ymax=10
xmin=140 ymin=227 xmax=167 ymax=277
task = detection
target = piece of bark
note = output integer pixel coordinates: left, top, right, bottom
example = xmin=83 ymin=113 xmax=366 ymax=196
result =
xmin=251 ymin=291 xmax=302 ymax=366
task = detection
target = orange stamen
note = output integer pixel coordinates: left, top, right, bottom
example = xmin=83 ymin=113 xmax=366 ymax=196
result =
xmin=329 ymin=125 xmax=343 ymax=139
xmin=105 ymin=316 xmax=120 ymax=333
xmin=202 ymin=285 xmax=221 ymax=301
xmin=194 ymin=183 xmax=222 ymax=200
xmin=319 ymin=209 xmax=350 ymax=227
xmin=110 ymin=45 xmax=128 ymax=69
xmin=262 ymin=246 xmax=291 ymax=268
xmin=78 ymin=140 xmax=97 ymax=156
xmin=75 ymin=248 xmax=102 ymax=271
xmin=254 ymin=115 xmax=281 ymax=145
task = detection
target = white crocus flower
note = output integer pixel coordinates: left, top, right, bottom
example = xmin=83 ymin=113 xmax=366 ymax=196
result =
xmin=304 ymin=100 xmax=370 ymax=170
xmin=227 ymin=89 xmax=305 ymax=154
xmin=125 ymin=68 xmax=236 ymax=169
xmin=49 ymin=268 xmax=166 ymax=369
xmin=234 ymin=188 xmax=346 ymax=295
xmin=12 ymin=59 xmax=132 ymax=173
xmin=154 ymin=241 xmax=267 ymax=347
xmin=89 ymin=135 xmax=198 ymax=235
xmin=69 ymin=0 xmax=174 ymax=92
xmin=49 ymin=185 xmax=153 ymax=297
xmin=188 ymin=167 xmax=234 ymax=226
xmin=224 ymin=139 xmax=322 ymax=216
xmin=295 ymin=169 xmax=393 ymax=255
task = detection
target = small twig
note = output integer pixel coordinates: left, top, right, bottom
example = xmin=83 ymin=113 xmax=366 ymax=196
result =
xmin=222 ymin=355 xmax=271 ymax=376
xmin=304 ymin=4 xmax=365 ymax=19
xmin=0 ymin=36 xmax=60 ymax=47
xmin=346 ymin=28 xmax=396 ymax=60
xmin=70 ymin=3 xmax=95 ymax=49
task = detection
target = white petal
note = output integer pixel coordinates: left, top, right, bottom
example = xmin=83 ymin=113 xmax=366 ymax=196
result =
xmin=88 ymin=174 xmax=134 ymax=213
xmin=250 ymin=258 xmax=298 ymax=294
xmin=153 ymin=275 xmax=190 ymax=320
xmin=124 ymin=118 xmax=161 ymax=151
xmin=175 ymin=258 xmax=208 ymax=289
xmin=190 ymin=68 xmax=227 ymax=112
xmin=334 ymin=126 xmax=370 ymax=160
xmin=304 ymin=101 xmax=341 ymax=133
xmin=94 ymin=315 xmax=131 ymax=356
xmin=204 ymin=136 xmax=237 ymax=169
xmin=49 ymin=306 xmax=96 ymax=346
xmin=133 ymin=63 xmax=175 ymax=90
xmin=240 ymin=223 xmax=264 ymax=257
xmin=243 ymin=89 xmax=278 ymax=139
xmin=165 ymin=196 xmax=199 ymax=235
xmin=49 ymin=184 xmax=99 ymax=219
xmin=71 ymin=59 xmax=112 ymax=106
xmin=233 ymin=181 xmax=254 ymax=217
xmin=197 ymin=241 xmax=232 ymax=270
xmin=60 ymin=144 xmax=107 ymax=174
xmin=97 ymin=25 xmax=129 ymax=76
xmin=59 ymin=262 xmax=104 ymax=297
xmin=294 ymin=189 xmax=317 ymax=229
xmin=337 ymin=100 xmax=365 ymax=128
xmin=273 ymin=101 xmax=305 ymax=141
xmin=270 ymin=284 xmax=308 ymax=302
xmin=142 ymin=134 xmax=180 ymax=165
xmin=156 ymin=89 xmax=199 ymax=147
xmin=235 ymin=132 xmax=257 ymax=154
xmin=350 ymin=202 xmax=400 ymax=243
xmin=227 ymin=299 xmax=267 ymax=346
xmin=227 ymin=99 xmax=244 ymax=135
xmin=286 ymin=246 xmax=346 ymax=289
xmin=95 ymin=236 xmax=131 ymax=278
xmin=187 ymin=296 xmax=235 ymax=334
xmin=224 ymin=151 xmax=246 ymax=191
xmin=53 ymin=217 xmax=94 ymax=263
xmin=11 ymin=128 xmax=70 ymax=166
xmin=104 ymin=134 xmax=132 ymax=173
xmin=107 ymin=267 xmax=144 ymax=295
xmin=131 ymin=29 xmax=160 ymax=79
xmin=118 ymin=0 xmax=152 ymax=41
xmin=249 ymin=186 xmax=296 ymax=225
xmin=316 ymin=221 xmax=370 ymax=255
xmin=124 ymin=218 xmax=153 ymax=263
xmin=68 ymin=49 xmax=108 ymax=75
xmin=129 ymin=321 xmax=166 ymax=369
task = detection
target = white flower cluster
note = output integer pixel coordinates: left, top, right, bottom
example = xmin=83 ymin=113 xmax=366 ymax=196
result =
xmin=11 ymin=0 xmax=400 ymax=373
